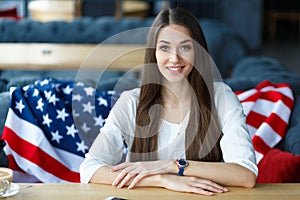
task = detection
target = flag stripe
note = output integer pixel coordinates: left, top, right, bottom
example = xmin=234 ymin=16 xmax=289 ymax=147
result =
xmin=240 ymin=90 xmax=293 ymax=109
xmin=4 ymin=109 xmax=84 ymax=171
xmin=236 ymin=80 xmax=294 ymax=163
xmin=253 ymin=123 xmax=283 ymax=148
xmin=252 ymin=135 xmax=271 ymax=155
xmin=3 ymin=127 xmax=80 ymax=182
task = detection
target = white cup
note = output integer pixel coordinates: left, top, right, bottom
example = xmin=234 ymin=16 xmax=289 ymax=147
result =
xmin=0 ymin=167 xmax=13 ymax=195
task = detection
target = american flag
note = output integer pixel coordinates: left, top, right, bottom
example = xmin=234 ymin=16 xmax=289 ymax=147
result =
xmin=1 ymin=78 xmax=117 ymax=183
xmin=235 ymin=80 xmax=294 ymax=163
xmin=1 ymin=78 xmax=294 ymax=182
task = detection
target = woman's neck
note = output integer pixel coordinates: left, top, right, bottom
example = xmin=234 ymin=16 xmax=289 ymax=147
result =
xmin=160 ymin=80 xmax=192 ymax=123
xmin=161 ymin=80 xmax=191 ymax=103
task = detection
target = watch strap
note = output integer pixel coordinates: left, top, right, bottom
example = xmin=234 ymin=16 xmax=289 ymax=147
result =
xmin=178 ymin=166 xmax=184 ymax=176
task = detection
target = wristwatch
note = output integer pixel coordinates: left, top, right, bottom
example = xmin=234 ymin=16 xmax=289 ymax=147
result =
xmin=176 ymin=158 xmax=189 ymax=176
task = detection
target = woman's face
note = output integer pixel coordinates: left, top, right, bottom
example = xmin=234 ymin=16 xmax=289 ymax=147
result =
xmin=155 ymin=24 xmax=195 ymax=83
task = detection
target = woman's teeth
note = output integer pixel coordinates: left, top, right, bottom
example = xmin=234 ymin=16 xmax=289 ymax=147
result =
xmin=169 ymin=67 xmax=182 ymax=71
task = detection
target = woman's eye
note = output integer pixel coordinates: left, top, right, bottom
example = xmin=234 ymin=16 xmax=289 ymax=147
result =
xmin=159 ymin=45 xmax=170 ymax=51
xmin=180 ymin=45 xmax=192 ymax=51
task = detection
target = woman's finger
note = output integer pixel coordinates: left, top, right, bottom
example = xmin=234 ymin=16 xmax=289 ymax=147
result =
xmin=112 ymin=168 xmax=130 ymax=186
xmin=196 ymin=179 xmax=228 ymax=193
xmin=127 ymin=173 xmax=146 ymax=189
xmin=111 ymin=162 xmax=130 ymax=172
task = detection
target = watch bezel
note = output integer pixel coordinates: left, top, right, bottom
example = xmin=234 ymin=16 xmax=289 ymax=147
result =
xmin=176 ymin=158 xmax=189 ymax=168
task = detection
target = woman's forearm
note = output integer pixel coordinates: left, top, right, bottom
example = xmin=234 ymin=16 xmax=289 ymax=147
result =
xmin=167 ymin=160 xmax=256 ymax=188
xmin=169 ymin=161 xmax=256 ymax=188
xmin=90 ymin=160 xmax=256 ymax=189
xmin=89 ymin=166 xmax=163 ymax=188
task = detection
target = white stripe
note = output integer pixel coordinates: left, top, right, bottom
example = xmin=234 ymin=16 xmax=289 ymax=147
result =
xmin=4 ymin=145 xmax=71 ymax=183
xmin=240 ymin=101 xmax=255 ymax=116
xmin=260 ymin=86 xmax=293 ymax=100
xmin=246 ymin=124 xmax=257 ymax=139
xmin=5 ymin=109 xmax=84 ymax=171
xmin=236 ymin=89 xmax=257 ymax=101
xmin=251 ymin=99 xmax=291 ymax=123
xmin=255 ymin=151 xmax=263 ymax=164
xmin=254 ymin=123 xmax=282 ymax=148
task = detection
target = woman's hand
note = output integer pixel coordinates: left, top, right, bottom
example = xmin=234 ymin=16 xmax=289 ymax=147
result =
xmin=161 ymin=174 xmax=229 ymax=196
xmin=111 ymin=160 xmax=173 ymax=189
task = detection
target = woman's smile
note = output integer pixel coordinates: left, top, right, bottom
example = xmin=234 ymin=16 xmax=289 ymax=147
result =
xmin=166 ymin=65 xmax=185 ymax=72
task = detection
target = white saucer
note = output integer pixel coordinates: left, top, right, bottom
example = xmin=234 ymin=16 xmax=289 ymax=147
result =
xmin=0 ymin=183 xmax=19 ymax=198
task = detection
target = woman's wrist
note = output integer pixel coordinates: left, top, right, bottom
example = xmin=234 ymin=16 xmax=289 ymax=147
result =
xmin=166 ymin=160 xmax=178 ymax=174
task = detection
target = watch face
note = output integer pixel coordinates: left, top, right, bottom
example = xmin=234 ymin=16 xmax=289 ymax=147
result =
xmin=178 ymin=159 xmax=188 ymax=167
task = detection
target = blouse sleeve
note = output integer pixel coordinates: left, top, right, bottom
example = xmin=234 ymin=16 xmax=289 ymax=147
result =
xmin=79 ymin=89 xmax=139 ymax=183
xmin=214 ymin=82 xmax=258 ymax=176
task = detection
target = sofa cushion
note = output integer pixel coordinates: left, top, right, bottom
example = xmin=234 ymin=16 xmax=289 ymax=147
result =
xmin=277 ymin=95 xmax=300 ymax=155
xmin=257 ymin=148 xmax=300 ymax=183
xmin=227 ymin=57 xmax=300 ymax=95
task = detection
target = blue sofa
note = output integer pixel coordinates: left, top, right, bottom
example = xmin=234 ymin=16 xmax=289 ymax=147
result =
xmin=0 ymin=16 xmax=299 ymax=180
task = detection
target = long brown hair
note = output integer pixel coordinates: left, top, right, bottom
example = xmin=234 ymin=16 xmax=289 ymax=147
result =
xmin=130 ymin=8 xmax=222 ymax=162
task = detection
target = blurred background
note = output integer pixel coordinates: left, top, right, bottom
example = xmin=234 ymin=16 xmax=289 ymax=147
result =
xmin=0 ymin=0 xmax=299 ymax=75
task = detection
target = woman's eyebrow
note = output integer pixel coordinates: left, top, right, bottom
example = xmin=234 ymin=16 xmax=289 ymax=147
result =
xmin=158 ymin=39 xmax=193 ymax=44
xmin=180 ymin=39 xmax=193 ymax=44
xmin=158 ymin=40 xmax=170 ymax=44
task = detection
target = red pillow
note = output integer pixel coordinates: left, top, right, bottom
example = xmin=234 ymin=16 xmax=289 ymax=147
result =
xmin=257 ymin=148 xmax=300 ymax=183
xmin=0 ymin=7 xmax=20 ymax=20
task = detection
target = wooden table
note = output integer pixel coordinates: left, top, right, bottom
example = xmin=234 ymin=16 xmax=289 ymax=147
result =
xmin=0 ymin=43 xmax=144 ymax=71
xmin=5 ymin=183 xmax=300 ymax=200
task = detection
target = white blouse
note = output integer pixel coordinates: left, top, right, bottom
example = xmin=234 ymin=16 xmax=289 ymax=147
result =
xmin=79 ymin=82 xmax=258 ymax=183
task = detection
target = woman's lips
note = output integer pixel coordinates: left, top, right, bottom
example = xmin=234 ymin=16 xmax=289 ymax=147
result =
xmin=166 ymin=66 xmax=185 ymax=72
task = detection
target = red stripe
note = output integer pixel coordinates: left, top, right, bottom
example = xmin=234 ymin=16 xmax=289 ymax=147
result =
xmin=246 ymin=111 xmax=266 ymax=129
xmin=2 ymin=126 xmax=80 ymax=182
xmin=247 ymin=111 xmax=287 ymax=138
xmin=7 ymin=154 xmax=25 ymax=172
xmin=265 ymin=113 xmax=288 ymax=138
xmin=252 ymin=135 xmax=271 ymax=155
xmin=240 ymin=91 xmax=294 ymax=109
xmin=255 ymin=80 xmax=291 ymax=90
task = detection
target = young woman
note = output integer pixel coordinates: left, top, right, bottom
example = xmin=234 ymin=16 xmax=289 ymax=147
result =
xmin=80 ymin=8 xmax=257 ymax=195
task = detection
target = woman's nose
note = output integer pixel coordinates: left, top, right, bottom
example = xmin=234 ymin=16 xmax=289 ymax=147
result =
xmin=168 ymin=51 xmax=180 ymax=63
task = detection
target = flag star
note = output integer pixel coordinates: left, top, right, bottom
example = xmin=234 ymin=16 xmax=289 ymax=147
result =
xmin=81 ymin=123 xmax=91 ymax=133
xmin=15 ymin=99 xmax=25 ymax=114
xmin=63 ymin=85 xmax=73 ymax=95
xmin=72 ymin=94 xmax=83 ymax=102
xmin=42 ymin=114 xmax=53 ymax=127
xmin=82 ymin=101 xmax=95 ymax=114
xmin=56 ymin=108 xmax=69 ymax=121
xmin=40 ymin=79 xmax=49 ymax=86
xmin=23 ymin=85 xmax=30 ymax=91
xmin=51 ymin=130 xmax=63 ymax=143
xmin=97 ymin=96 xmax=108 ymax=107
xmin=94 ymin=115 xmax=105 ymax=127
xmin=66 ymin=124 xmax=78 ymax=138
xmin=36 ymin=98 xmax=44 ymax=112
xmin=76 ymin=140 xmax=88 ymax=153
xmin=84 ymin=87 xmax=94 ymax=96
xmin=49 ymin=94 xmax=60 ymax=105
xmin=44 ymin=90 xmax=52 ymax=100
xmin=33 ymin=88 xmax=39 ymax=97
